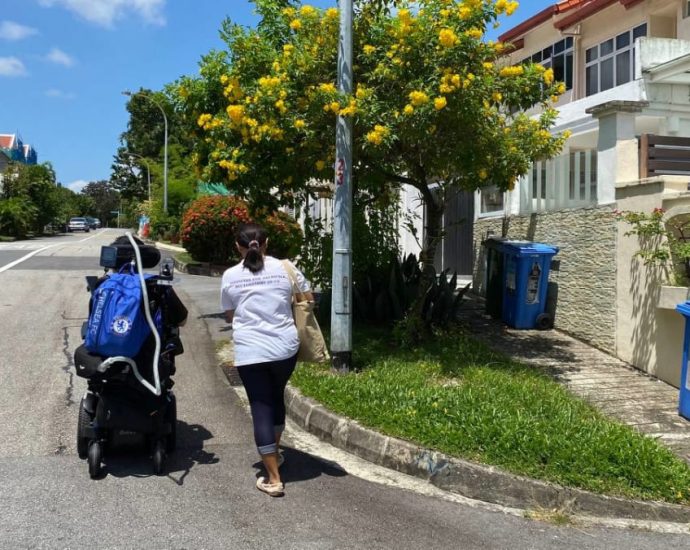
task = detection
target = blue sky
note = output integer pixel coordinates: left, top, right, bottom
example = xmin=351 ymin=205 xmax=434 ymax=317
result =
xmin=0 ymin=0 xmax=546 ymax=192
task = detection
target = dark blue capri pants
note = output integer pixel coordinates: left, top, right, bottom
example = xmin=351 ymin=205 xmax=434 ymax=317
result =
xmin=236 ymin=354 xmax=298 ymax=455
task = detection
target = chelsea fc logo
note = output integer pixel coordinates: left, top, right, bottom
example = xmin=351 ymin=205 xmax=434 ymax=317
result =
xmin=112 ymin=316 xmax=132 ymax=335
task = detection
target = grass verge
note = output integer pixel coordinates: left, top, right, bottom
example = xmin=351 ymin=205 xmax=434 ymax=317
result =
xmin=291 ymin=326 xmax=690 ymax=505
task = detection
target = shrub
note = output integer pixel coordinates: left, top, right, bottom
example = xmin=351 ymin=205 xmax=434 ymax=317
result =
xmin=0 ymin=197 xmax=38 ymax=238
xmin=181 ymin=195 xmax=251 ymax=264
xmin=258 ymin=210 xmax=302 ymax=259
xmin=180 ymin=195 xmax=303 ymax=264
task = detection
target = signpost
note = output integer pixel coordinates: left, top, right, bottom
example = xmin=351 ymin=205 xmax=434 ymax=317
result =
xmin=111 ymin=210 xmax=120 ymax=229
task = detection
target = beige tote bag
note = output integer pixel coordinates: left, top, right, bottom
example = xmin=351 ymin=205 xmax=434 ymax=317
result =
xmin=281 ymin=260 xmax=330 ymax=364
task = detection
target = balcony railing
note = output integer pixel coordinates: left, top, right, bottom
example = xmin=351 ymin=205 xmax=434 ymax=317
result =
xmin=519 ymin=150 xmax=598 ymax=214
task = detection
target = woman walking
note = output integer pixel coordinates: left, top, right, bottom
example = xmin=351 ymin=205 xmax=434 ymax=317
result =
xmin=220 ymin=223 xmax=312 ymax=497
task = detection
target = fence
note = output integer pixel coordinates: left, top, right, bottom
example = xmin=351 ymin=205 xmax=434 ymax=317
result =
xmin=519 ymin=149 xmax=598 ymax=214
xmin=639 ymin=134 xmax=690 ymax=178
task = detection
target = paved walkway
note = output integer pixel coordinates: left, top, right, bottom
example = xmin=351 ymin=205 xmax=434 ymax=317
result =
xmin=457 ymin=297 xmax=690 ymax=465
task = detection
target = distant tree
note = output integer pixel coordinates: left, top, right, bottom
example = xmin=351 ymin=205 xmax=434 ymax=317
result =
xmin=81 ymin=180 xmax=120 ymax=225
xmin=1 ymin=161 xmax=62 ymax=233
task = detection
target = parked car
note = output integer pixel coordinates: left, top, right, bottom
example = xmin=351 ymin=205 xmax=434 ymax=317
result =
xmin=85 ymin=217 xmax=100 ymax=230
xmin=68 ymin=217 xmax=90 ymax=232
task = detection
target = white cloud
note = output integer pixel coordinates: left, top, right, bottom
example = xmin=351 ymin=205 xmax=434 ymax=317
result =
xmin=45 ymin=88 xmax=76 ymax=99
xmin=0 ymin=57 xmax=27 ymax=77
xmin=46 ymin=47 xmax=75 ymax=67
xmin=0 ymin=20 xmax=39 ymax=41
xmin=37 ymin=0 xmax=166 ymax=27
xmin=67 ymin=179 xmax=88 ymax=192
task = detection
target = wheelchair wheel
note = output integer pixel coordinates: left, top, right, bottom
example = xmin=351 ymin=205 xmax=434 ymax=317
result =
xmin=152 ymin=439 xmax=166 ymax=476
xmin=88 ymin=441 xmax=102 ymax=479
xmin=77 ymin=399 xmax=91 ymax=460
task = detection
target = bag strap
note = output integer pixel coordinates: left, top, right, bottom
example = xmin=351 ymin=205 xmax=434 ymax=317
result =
xmin=281 ymin=260 xmax=307 ymax=302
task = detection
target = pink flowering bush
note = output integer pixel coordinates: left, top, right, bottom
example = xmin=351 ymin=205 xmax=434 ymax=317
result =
xmin=180 ymin=195 xmax=302 ymax=264
xmin=181 ymin=196 xmax=251 ymax=264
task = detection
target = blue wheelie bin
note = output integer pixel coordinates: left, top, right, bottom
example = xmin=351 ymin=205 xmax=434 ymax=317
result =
xmin=674 ymin=302 xmax=690 ymax=420
xmin=501 ymin=241 xmax=559 ymax=330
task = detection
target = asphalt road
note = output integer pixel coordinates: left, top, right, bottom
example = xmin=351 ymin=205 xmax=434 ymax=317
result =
xmin=0 ymin=229 xmax=688 ymax=549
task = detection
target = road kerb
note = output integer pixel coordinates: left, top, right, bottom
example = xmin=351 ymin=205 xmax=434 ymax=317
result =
xmin=283 ymin=385 xmax=690 ymax=524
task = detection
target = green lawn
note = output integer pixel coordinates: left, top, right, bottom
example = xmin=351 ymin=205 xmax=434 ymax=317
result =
xmin=291 ymin=326 xmax=690 ymax=505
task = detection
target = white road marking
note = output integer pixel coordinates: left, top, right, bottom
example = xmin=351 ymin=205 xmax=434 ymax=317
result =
xmin=0 ymin=232 xmax=101 ymax=273
xmin=0 ymin=245 xmax=56 ymax=273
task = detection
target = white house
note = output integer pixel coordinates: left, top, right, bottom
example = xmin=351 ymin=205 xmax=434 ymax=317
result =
xmin=455 ymin=0 xmax=690 ymax=387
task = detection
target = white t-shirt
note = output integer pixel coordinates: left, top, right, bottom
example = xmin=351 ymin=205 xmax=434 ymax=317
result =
xmin=220 ymin=256 xmax=311 ymax=367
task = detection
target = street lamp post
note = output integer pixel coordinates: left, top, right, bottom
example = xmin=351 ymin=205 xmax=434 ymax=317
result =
xmin=330 ymin=0 xmax=354 ymax=373
xmin=122 ymin=90 xmax=168 ymax=213
xmin=126 ymin=152 xmax=151 ymax=202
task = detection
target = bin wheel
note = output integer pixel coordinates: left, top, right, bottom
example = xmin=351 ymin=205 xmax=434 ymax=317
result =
xmin=77 ymin=399 xmax=91 ymax=460
xmin=88 ymin=441 xmax=102 ymax=479
xmin=535 ymin=313 xmax=553 ymax=330
xmin=152 ymin=440 xmax=166 ymax=476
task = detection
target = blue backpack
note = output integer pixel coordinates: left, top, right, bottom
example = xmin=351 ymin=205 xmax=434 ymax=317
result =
xmin=85 ymin=267 xmax=153 ymax=358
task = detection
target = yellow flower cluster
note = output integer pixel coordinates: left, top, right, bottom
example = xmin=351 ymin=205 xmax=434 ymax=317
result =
xmin=325 ymin=7 xmax=338 ymax=21
xmin=466 ymin=28 xmax=483 ymax=40
xmin=323 ymin=101 xmax=341 ymax=114
xmin=274 ymin=99 xmax=287 ymax=114
xmin=403 ymin=104 xmax=415 ymax=116
xmin=366 ymin=124 xmax=390 ymax=145
xmin=492 ymin=92 xmax=503 ymax=102
xmin=499 ymin=65 xmax=524 ymax=77
xmin=439 ymin=71 xmax=463 ymax=93
xmin=409 ymin=90 xmax=429 ymax=106
xmin=495 ymin=0 xmax=519 ymax=16
xmin=356 ymin=85 xmax=372 ymax=99
xmin=300 ymin=5 xmax=317 ymax=18
xmin=259 ymin=75 xmax=282 ymax=89
xmin=434 ymin=97 xmax=447 ymax=110
xmin=219 ymin=159 xmax=249 ymax=181
xmin=439 ymin=28 xmax=458 ymax=48
xmin=543 ymin=68 xmax=555 ymax=85
xmin=294 ymin=119 xmax=306 ymax=130
xmin=339 ymin=98 xmax=358 ymax=117
xmin=223 ymin=77 xmax=244 ymax=102
xmin=283 ymin=44 xmax=294 ymax=57
xmin=226 ymin=105 xmax=245 ymax=124
xmin=282 ymin=7 xmax=295 ymax=18
xmin=315 ymin=160 xmax=326 ymax=171
xmin=290 ymin=19 xmax=302 ymax=31
xmin=319 ymin=82 xmax=337 ymax=93
xmin=363 ymin=44 xmax=376 ymax=55
xmin=197 ymin=113 xmax=212 ymax=127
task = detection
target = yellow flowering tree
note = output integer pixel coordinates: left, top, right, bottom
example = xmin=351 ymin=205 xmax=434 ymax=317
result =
xmin=173 ymin=0 xmax=567 ymax=292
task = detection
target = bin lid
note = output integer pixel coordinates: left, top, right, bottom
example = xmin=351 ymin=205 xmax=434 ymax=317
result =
xmin=676 ymin=301 xmax=690 ymax=317
xmin=482 ymin=236 xmax=508 ymax=250
xmin=502 ymin=241 xmax=559 ymax=255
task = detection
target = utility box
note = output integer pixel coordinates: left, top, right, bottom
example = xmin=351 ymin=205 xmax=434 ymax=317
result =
xmin=501 ymin=242 xmax=559 ymax=330
xmin=483 ymin=237 xmax=506 ymax=319
xmin=673 ymin=302 xmax=690 ymax=420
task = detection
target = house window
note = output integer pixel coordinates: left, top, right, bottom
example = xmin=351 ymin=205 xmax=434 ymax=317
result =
xmin=522 ymin=37 xmax=574 ymax=90
xmin=479 ymin=185 xmax=504 ymax=215
xmin=585 ymin=23 xmax=647 ymax=96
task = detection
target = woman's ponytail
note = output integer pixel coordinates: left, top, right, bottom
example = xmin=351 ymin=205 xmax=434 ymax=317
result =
xmin=237 ymin=223 xmax=268 ymax=273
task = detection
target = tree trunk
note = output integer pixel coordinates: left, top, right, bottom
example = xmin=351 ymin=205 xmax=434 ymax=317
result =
xmin=403 ymin=185 xmax=444 ymax=343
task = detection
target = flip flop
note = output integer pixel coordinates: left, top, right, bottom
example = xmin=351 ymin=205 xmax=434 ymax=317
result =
xmin=256 ymin=476 xmax=285 ymax=497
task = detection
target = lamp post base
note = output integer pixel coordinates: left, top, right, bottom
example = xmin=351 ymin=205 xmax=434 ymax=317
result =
xmin=331 ymin=351 xmax=352 ymax=374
